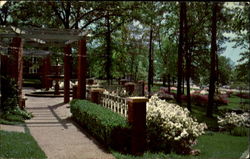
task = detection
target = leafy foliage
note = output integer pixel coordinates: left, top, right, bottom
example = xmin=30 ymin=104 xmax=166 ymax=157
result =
xmin=1 ymin=76 xmax=19 ymax=111
xmin=70 ymin=99 xmax=131 ymax=152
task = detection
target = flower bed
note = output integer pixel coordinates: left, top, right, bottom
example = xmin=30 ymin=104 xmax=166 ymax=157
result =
xmin=191 ymin=94 xmax=228 ymax=106
xmin=235 ymin=93 xmax=250 ymax=99
xmin=146 ymin=95 xmax=207 ymax=154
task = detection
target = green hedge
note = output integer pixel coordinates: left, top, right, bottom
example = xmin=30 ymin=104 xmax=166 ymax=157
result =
xmin=70 ymin=99 xmax=131 ymax=152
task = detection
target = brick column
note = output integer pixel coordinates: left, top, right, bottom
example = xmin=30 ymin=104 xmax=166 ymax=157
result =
xmin=138 ymin=80 xmax=145 ymax=96
xmin=72 ymin=85 xmax=78 ymax=99
xmin=125 ymin=82 xmax=136 ymax=95
xmin=9 ymin=37 xmax=23 ymax=108
xmin=42 ymin=55 xmax=51 ymax=90
xmin=64 ymin=44 xmax=71 ymax=103
xmin=1 ymin=54 xmax=8 ymax=107
xmin=127 ymin=97 xmax=148 ymax=155
xmin=120 ymin=79 xmax=129 ymax=86
xmin=90 ymin=88 xmax=105 ymax=104
xmin=77 ymin=37 xmax=87 ymax=99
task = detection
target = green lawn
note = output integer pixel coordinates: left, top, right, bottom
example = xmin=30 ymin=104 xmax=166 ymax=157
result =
xmin=0 ymin=130 xmax=47 ymax=159
xmin=23 ymin=78 xmax=41 ymax=88
xmin=219 ymin=94 xmax=242 ymax=110
xmin=112 ymin=131 xmax=248 ymax=159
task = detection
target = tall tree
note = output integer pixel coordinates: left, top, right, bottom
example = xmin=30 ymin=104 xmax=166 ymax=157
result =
xmin=177 ymin=2 xmax=185 ymax=104
xmin=105 ymin=12 xmax=112 ymax=84
xmin=148 ymin=27 xmax=153 ymax=96
xmin=183 ymin=3 xmax=191 ymax=110
xmin=207 ymin=2 xmax=218 ymax=117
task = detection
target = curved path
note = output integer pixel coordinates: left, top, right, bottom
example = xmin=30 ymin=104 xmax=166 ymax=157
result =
xmin=24 ymin=88 xmax=115 ymax=159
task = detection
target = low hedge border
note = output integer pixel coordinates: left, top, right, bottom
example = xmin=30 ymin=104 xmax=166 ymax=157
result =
xmin=70 ymin=99 xmax=131 ymax=152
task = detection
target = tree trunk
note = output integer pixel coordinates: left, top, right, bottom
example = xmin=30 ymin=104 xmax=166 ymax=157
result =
xmin=207 ymin=3 xmax=218 ymax=117
xmin=182 ymin=74 xmax=185 ymax=95
xmin=172 ymin=76 xmax=175 ymax=87
xmin=148 ymin=27 xmax=153 ymax=97
xmin=167 ymin=74 xmax=171 ymax=92
xmin=105 ymin=13 xmax=112 ymax=85
xmin=183 ymin=2 xmax=191 ymax=111
xmin=163 ymin=76 xmax=166 ymax=87
xmin=177 ymin=2 xmax=185 ymax=104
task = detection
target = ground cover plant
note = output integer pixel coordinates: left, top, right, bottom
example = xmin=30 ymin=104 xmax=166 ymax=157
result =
xmin=0 ymin=130 xmax=47 ymax=159
xmin=0 ymin=76 xmax=33 ymax=125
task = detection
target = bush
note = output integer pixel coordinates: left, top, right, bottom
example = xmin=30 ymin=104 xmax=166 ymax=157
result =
xmin=214 ymin=94 xmax=228 ymax=106
xmin=1 ymin=76 xmax=19 ymax=111
xmin=191 ymin=94 xmax=228 ymax=107
xmin=235 ymin=93 xmax=250 ymax=99
xmin=0 ymin=107 xmax=32 ymax=124
xmin=218 ymin=112 xmax=250 ymax=136
xmin=146 ymin=95 xmax=207 ymax=154
xmin=70 ymin=99 xmax=131 ymax=152
xmin=191 ymin=94 xmax=208 ymax=106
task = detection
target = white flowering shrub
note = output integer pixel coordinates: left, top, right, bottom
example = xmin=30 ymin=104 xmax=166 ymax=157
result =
xmin=218 ymin=112 xmax=250 ymax=135
xmin=146 ymin=95 xmax=207 ymax=154
xmin=103 ymin=88 xmax=128 ymax=97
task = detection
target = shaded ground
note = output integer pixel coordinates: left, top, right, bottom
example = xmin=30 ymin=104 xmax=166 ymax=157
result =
xmin=24 ymin=87 xmax=115 ymax=159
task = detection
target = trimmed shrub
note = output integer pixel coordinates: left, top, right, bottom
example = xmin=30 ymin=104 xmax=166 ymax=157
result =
xmin=70 ymin=99 xmax=131 ymax=152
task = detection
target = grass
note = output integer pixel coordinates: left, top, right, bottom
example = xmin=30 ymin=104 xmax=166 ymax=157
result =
xmin=23 ymin=78 xmax=41 ymax=88
xmin=112 ymin=131 xmax=249 ymax=159
xmin=219 ymin=95 xmax=242 ymax=110
xmin=191 ymin=131 xmax=249 ymax=159
xmin=0 ymin=130 xmax=47 ymax=159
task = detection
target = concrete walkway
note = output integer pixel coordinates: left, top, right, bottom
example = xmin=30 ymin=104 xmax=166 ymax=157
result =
xmin=24 ymin=88 xmax=115 ymax=159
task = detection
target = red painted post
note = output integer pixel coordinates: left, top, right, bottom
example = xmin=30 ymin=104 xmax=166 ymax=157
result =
xmin=127 ymin=97 xmax=148 ymax=155
xmin=90 ymin=88 xmax=105 ymax=104
xmin=42 ymin=55 xmax=51 ymax=90
xmin=1 ymin=54 xmax=9 ymax=106
xmin=8 ymin=37 xmax=23 ymax=108
xmin=64 ymin=44 xmax=71 ymax=103
xmin=72 ymin=85 xmax=78 ymax=99
xmin=77 ymin=37 xmax=87 ymax=99
xmin=125 ymin=82 xmax=136 ymax=95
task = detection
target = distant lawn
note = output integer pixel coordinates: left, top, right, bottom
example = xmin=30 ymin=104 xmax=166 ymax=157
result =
xmin=219 ymin=94 xmax=242 ymax=111
xmin=112 ymin=131 xmax=248 ymax=159
xmin=0 ymin=130 xmax=46 ymax=159
xmin=23 ymin=78 xmax=41 ymax=88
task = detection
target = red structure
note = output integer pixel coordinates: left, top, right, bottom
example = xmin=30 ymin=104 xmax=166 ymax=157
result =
xmin=0 ymin=26 xmax=89 ymax=106
xmin=77 ymin=37 xmax=87 ymax=99
xmin=64 ymin=44 xmax=71 ymax=103
xmin=8 ymin=37 xmax=24 ymax=107
xmin=127 ymin=97 xmax=148 ymax=155
xmin=41 ymin=55 xmax=52 ymax=90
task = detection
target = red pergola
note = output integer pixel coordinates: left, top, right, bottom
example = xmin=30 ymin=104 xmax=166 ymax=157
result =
xmin=0 ymin=26 xmax=90 ymax=106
